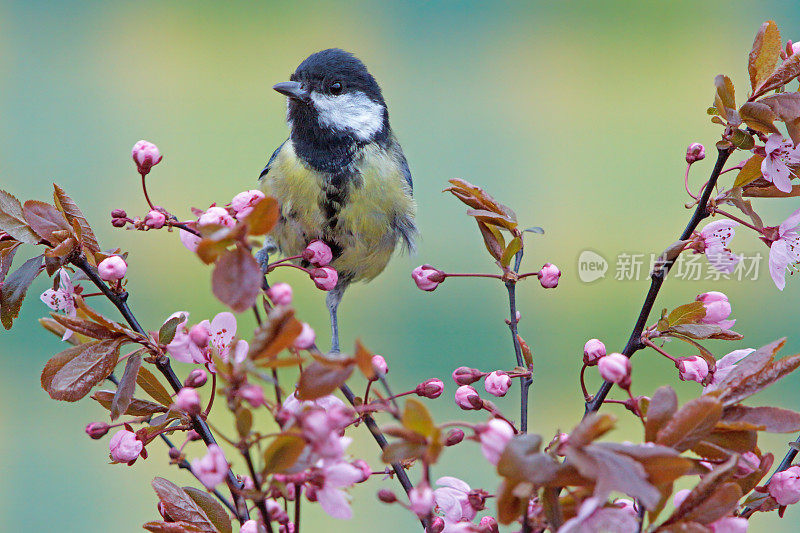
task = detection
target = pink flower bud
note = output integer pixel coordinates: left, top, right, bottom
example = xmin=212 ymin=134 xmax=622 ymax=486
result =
xmin=583 ymin=339 xmax=606 ymax=366
xmin=192 ymin=444 xmax=229 ymax=489
xmin=452 ymin=366 xmax=484 ymax=385
xmin=378 ymin=489 xmax=397 ymax=503
xmin=479 ymin=516 xmax=499 ymax=533
xmin=737 ymin=452 xmax=760 ymax=477
xmin=131 ymin=140 xmax=162 ymax=175
xmin=197 ymin=206 xmax=236 ymax=228
xmin=598 ymin=353 xmax=631 ymax=388
xmin=184 ymin=368 xmax=208 ymax=388
xmin=677 ymin=356 xmax=709 ymax=383
xmin=240 ymin=520 xmax=260 ymax=533
xmin=430 ymin=517 xmax=445 ymax=533
xmin=769 ymin=465 xmax=800 ymax=505
xmin=98 ymin=256 xmax=127 ymax=281
xmin=696 ymin=291 xmax=735 ymax=330
xmin=415 ymin=378 xmax=445 ymax=399
xmin=445 ymin=428 xmax=465 ymax=446
xmin=144 ymin=210 xmax=166 ymax=229
xmin=484 ymin=371 xmax=511 ymax=397
xmin=310 ymin=266 xmax=338 ymax=291
xmin=174 ymin=387 xmax=201 ymax=415
xmin=112 ymin=217 xmax=127 ymax=228
xmin=109 ymin=429 xmax=143 ymax=463
xmin=353 ymin=459 xmax=371 ymax=483
xmin=479 ymin=418 xmax=515 ymax=465
xmin=686 ymin=142 xmax=706 ymax=164
xmin=188 ymin=323 xmax=211 ymax=348
xmin=302 ymin=240 xmax=333 ymax=266
xmin=538 ymin=263 xmax=561 ymax=289
xmin=240 ymin=384 xmax=266 ymax=407
xmin=409 ymin=484 xmax=435 ymax=518
xmin=411 ymin=265 xmax=445 ymax=291
xmin=111 ymin=209 xmax=127 ymax=218
xmin=85 ymin=422 xmax=110 ymax=439
xmin=266 ymin=283 xmax=293 ymax=306
xmin=371 ymin=355 xmax=388 ymax=377
xmin=293 ymin=323 xmax=315 ymax=350
xmin=231 ymin=190 xmax=266 ymax=219
xmin=555 ymin=433 xmax=569 ymax=456
xmin=455 ymin=385 xmax=482 ymax=410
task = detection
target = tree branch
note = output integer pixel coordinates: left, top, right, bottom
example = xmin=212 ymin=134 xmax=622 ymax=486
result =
xmin=584 ymin=145 xmax=733 ymax=414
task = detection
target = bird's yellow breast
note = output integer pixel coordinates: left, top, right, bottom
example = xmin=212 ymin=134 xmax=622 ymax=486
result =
xmin=260 ymin=140 xmax=415 ymax=282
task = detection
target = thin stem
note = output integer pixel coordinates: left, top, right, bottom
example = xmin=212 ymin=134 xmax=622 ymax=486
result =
xmin=71 ymin=254 xmax=250 ymax=523
xmin=579 ymin=364 xmax=590 ymax=401
xmin=641 ymin=338 xmax=680 ymax=364
xmin=141 ymin=173 xmax=156 ymax=211
xmin=243 ymin=448 xmax=274 ymax=533
xmin=294 ymin=485 xmax=302 ymax=533
xmin=711 ymin=207 xmax=765 ymax=234
xmin=684 ymin=164 xmax=698 ymax=200
xmin=203 ymin=372 xmax=217 ymax=416
xmin=444 ymin=272 xmax=504 ymax=280
xmin=584 ymin=146 xmax=733 ymax=414
xmin=505 ymin=250 xmax=530 ymax=434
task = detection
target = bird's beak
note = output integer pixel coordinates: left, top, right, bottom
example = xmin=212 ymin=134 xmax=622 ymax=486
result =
xmin=273 ymin=81 xmax=310 ymax=103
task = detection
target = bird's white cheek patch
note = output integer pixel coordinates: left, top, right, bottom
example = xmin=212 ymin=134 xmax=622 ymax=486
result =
xmin=311 ymin=91 xmax=384 ymax=140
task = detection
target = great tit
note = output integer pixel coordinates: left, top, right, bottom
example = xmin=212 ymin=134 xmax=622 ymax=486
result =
xmin=259 ymin=48 xmax=416 ymax=352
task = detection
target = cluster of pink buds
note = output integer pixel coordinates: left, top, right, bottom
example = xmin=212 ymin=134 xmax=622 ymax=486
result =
xmin=452 ymin=366 xmax=516 ymax=398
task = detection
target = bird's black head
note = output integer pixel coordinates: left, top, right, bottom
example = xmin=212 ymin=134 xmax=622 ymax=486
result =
xmin=274 ymin=49 xmax=390 ymax=149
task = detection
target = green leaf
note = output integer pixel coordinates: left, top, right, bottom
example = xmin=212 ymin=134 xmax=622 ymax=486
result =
xmin=111 ymin=349 xmax=143 ymax=420
xmin=500 ymin=236 xmax=522 ymax=268
xmin=0 ymin=190 xmax=41 ymax=244
xmin=159 ymin=314 xmax=183 ymax=345
xmin=729 ymin=129 xmax=754 ymax=150
xmin=748 ymin=21 xmax=781 ymax=91
xmin=402 ymin=398 xmax=435 ymax=437
xmin=262 ymin=434 xmax=306 ymax=475
xmin=40 ymin=337 xmax=125 ymax=402
xmin=734 ymin=155 xmax=765 ymax=188
xmin=0 ymin=254 xmax=43 ymax=329
xmin=137 ymin=366 xmax=175 ymax=406
xmin=666 ymin=301 xmax=706 ymax=327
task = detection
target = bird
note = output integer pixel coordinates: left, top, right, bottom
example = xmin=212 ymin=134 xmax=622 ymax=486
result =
xmin=259 ymin=48 xmax=416 ymax=353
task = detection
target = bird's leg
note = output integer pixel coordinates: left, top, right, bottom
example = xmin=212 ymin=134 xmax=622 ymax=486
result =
xmin=326 ymin=284 xmax=346 ymax=354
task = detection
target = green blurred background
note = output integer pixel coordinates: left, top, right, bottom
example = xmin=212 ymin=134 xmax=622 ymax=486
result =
xmin=3 ymin=1 xmax=800 ymax=531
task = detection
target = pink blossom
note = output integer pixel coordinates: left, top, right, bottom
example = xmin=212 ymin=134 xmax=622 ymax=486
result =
xmin=266 ymin=283 xmax=293 ymax=306
xmin=192 ymin=444 xmax=229 ymax=489
xmin=559 ymin=497 xmax=638 ymax=533
xmin=598 ymin=353 xmax=631 ymax=387
xmin=240 ymin=520 xmax=260 ymax=533
xmin=40 ymin=268 xmax=77 ymax=341
xmin=293 ymin=323 xmax=316 ymax=349
xmin=352 ymin=459 xmax=371 ymax=483
xmin=538 ymin=263 xmax=561 ymax=288
xmin=311 ymin=266 xmax=338 ymax=291
xmin=179 ymin=227 xmax=201 ymax=252
xmin=415 ymin=378 xmax=445 ymax=399
xmin=131 ymin=140 xmax=162 ymax=175
xmin=769 ymin=465 xmax=800 ymax=505
xmin=686 ymin=142 xmax=706 ymax=164
xmin=583 ymin=339 xmax=606 ymax=365
xmin=698 ymin=219 xmax=740 ymax=273
xmin=454 ymin=385 xmax=482 ymax=410
xmin=768 ymin=207 xmax=800 ymax=290
xmin=198 ymin=312 xmax=248 ymax=364
xmin=303 ymin=240 xmax=333 ymax=266
xmin=409 ymin=484 xmax=435 ymax=518
xmin=677 ymin=356 xmax=709 ymax=383
xmin=98 ymin=256 xmax=127 ymax=281
xmin=708 ymin=517 xmax=748 ymax=533
xmin=231 ymin=190 xmax=266 ymax=219
xmin=412 ymin=265 xmax=445 ymax=291
xmin=188 ymin=323 xmax=211 ymax=348
xmin=484 ymin=371 xmax=511 ymax=397
xmin=197 ymin=206 xmax=236 ymax=228
xmin=144 ymin=210 xmax=166 ymax=229
xmin=240 ymin=384 xmax=266 ymax=407
xmin=317 ymin=461 xmax=363 ymax=519
xmin=109 ymin=429 xmax=143 ymax=464
xmin=793 ymin=42 xmax=800 ymax=56
xmin=762 ymin=134 xmax=800 ymax=193
xmin=165 ymin=312 xmax=206 ymax=364
xmin=697 ymin=291 xmax=735 ymax=329
xmin=174 ymin=387 xmax=201 ymax=414
xmin=433 ymin=477 xmax=477 ymax=525
xmin=737 ymin=452 xmax=761 ymax=477
xmin=479 ymin=419 xmax=514 ymax=465
xmin=704 ymin=349 xmax=755 ymax=392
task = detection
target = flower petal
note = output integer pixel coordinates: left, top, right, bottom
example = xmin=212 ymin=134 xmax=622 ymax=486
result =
xmin=317 ymin=487 xmax=352 ymax=519
xmin=210 ymin=312 xmax=237 ymax=355
xmin=779 ymin=208 xmax=800 ymax=235
xmin=769 ymin=239 xmax=792 ymax=291
xmin=435 ymin=476 xmax=471 ymax=493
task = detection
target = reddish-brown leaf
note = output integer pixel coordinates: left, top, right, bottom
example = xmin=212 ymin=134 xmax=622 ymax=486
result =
xmin=666 ymin=302 xmax=706 ymax=327
xmin=0 ymin=190 xmax=40 ymax=244
xmin=53 ymin=184 xmax=100 ymax=253
xmin=211 ymin=247 xmax=261 ymax=312
xmin=749 ymin=21 xmax=781 ymax=91
xmin=754 ymin=53 xmax=800 ymax=98
xmin=183 ymin=487 xmax=232 ymax=533
xmin=476 ymin=221 xmax=504 ymax=261
xmin=739 ymin=102 xmax=780 ymax=134
xmin=722 ymin=405 xmax=800 ymax=433
xmin=354 ymin=339 xmax=375 ymax=380
xmin=719 ymin=348 xmax=800 ymax=406
xmin=137 ymin=366 xmax=175 ymax=406
xmin=568 ymin=412 xmax=616 ymax=448
xmin=655 ymin=396 xmax=722 ymax=452
xmin=41 ymin=337 xmax=125 ymax=401
xmin=244 ymin=196 xmax=279 ymax=236
xmin=111 ymin=349 xmax=143 ymax=420
xmin=22 ymin=200 xmax=71 ymax=243
xmin=0 ymin=254 xmax=43 ymax=329
xmin=710 ymin=339 xmax=781 ymax=393
xmin=249 ymin=306 xmax=303 ymax=360
xmin=143 ymin=521 xmax=204 ymax=532
xmin=659 ymin=455 xmax=738 ymax=527
xmin=151 ymin=477 xmax=217 ymax=532
xmin=49 ymin=313 xmax=122 ymax=340
xmin=296 ymin=359 xmax=354 ymax=400
xmin=0 ymin=240 xmax=21 ymax=284
xmin=646 ymin=386 xmax=678 ymax=442
xmin=733 ymin=155 xmax=765 ymax=188
xmin=91 ymin=390 xmax=167 ymax=416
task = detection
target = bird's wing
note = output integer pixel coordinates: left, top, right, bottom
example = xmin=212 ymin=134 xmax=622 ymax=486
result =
xmin=258 ymin=139 xmax=288 ymax=180
xmin=397 ymin=147 xmax=413 ymax=194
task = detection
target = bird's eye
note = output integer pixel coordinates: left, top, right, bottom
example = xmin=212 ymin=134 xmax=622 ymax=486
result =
xmin=330 ymin=81 xmax=343 ymax=95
